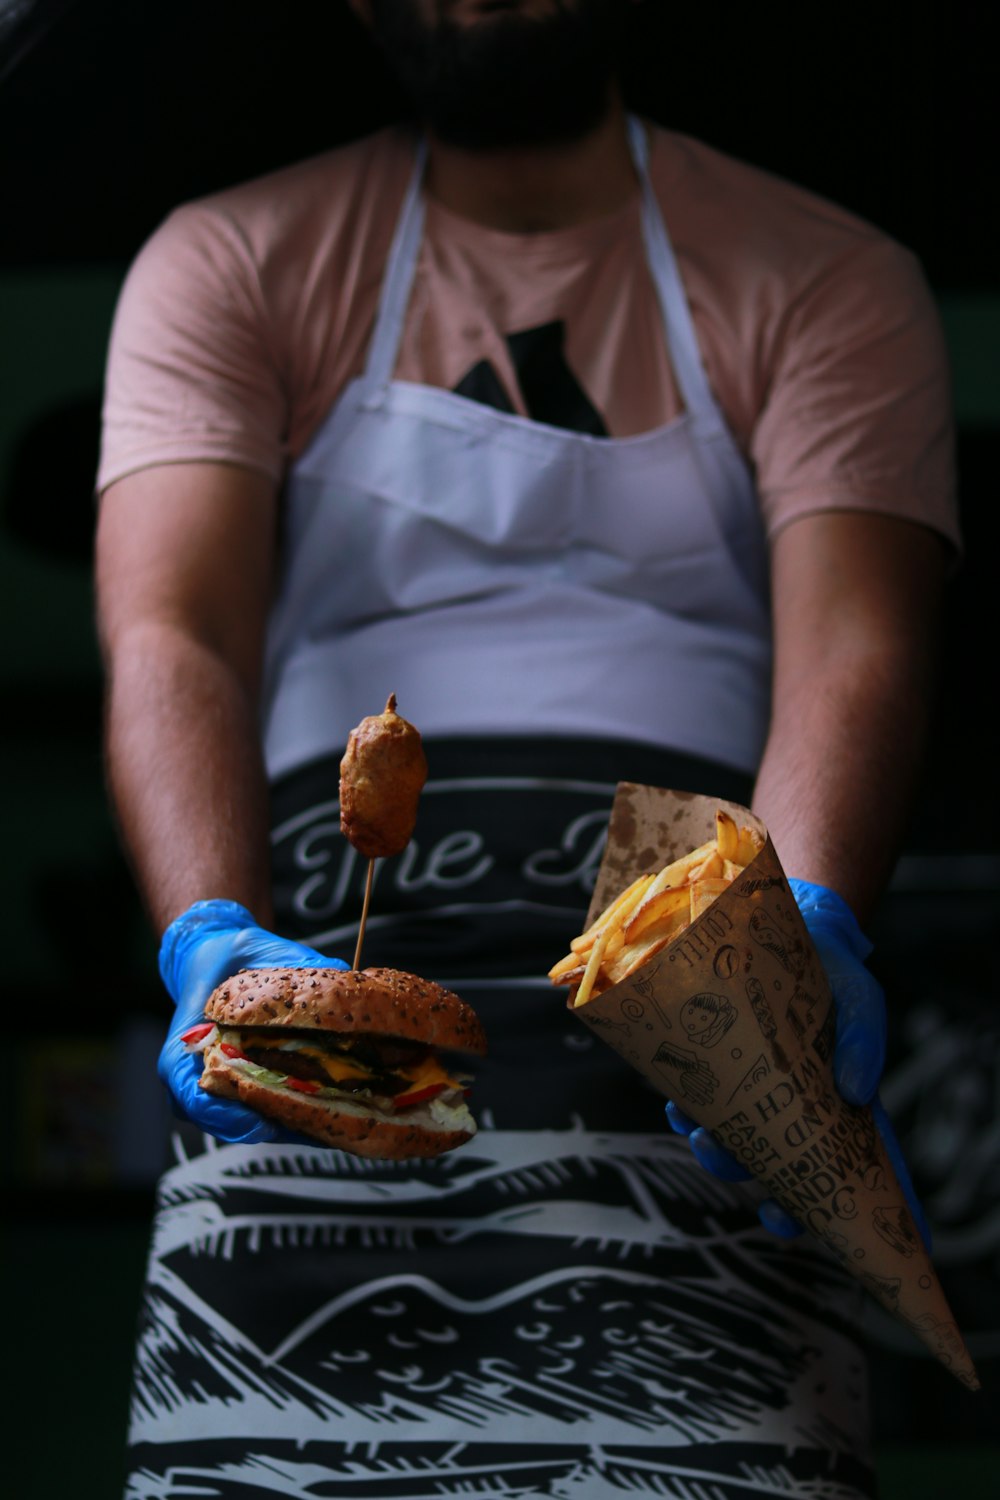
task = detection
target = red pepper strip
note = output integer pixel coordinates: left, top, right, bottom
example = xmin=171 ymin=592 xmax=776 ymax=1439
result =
xmin=394 ymin=1081 xmax=448 ymax=1110
xmin=287 ymin=1077 xmax=322 ymax=1094
xmin=180 ymin=1022 xmax=215 ymax=1046
xmin=219 ymin=1042 xmax=248 ymax=1060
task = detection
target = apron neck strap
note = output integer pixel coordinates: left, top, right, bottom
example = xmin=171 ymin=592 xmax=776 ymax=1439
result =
xmin=628 ymin=116 xmax=724 ymax=426
xmin=364 ymin=137 xmax=429 ymax=384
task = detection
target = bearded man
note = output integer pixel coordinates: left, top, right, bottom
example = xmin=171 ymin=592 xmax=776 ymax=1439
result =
xmin=97 ymin=3 xmax=955 ymax=1495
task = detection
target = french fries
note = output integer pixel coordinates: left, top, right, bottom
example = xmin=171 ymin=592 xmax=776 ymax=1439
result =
xmin=549 ymin=810 xmax=764 ymax=1006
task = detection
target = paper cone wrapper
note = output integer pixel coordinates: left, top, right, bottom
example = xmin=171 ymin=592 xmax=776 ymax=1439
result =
xmin=570 ymin=783 xmax=979 ymax=1390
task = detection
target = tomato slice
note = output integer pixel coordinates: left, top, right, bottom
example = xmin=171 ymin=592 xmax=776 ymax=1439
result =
xmin=180 ymin=1022 xmax=215 ymax=1046
xmin=287 ymin=1077 xmax=322 ymax=1094
xmin=219 ymin=1042 xmax=248 ymax=1060
xmin=393 ymin=1081 xmax=448 ymax=1110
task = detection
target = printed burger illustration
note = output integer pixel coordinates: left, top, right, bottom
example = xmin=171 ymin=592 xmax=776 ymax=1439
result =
xmin=548 ymin=782 xmax=979 ymax=1390
xmin=184 ymin=696 xmax=487 ymax=1158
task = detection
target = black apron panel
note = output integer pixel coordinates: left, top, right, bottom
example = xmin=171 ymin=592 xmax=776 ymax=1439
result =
xmin=125 ymin=739 xmax=874 ymax=1498
xmin=269 ymin=735 xmax=755 ymax=980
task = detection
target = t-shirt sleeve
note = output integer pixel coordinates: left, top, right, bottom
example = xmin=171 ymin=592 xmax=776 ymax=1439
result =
xmin=97 ymin=203 xmax=288 ymax=493
xmin=751 ymin=236 xmax=959 ymax=552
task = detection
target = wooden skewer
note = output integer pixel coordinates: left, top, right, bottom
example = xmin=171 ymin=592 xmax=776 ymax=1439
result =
xmin=353 ymin=857 xmax=376 ymax=971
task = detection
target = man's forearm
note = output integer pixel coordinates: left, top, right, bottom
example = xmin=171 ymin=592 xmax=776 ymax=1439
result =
xmin=753 ymin=512 xmax=948 ymax=927
xmin=96 ymin=463 xmax=280 ymax=938
xmin=105 ymin=620 xmax=275 ymax=935
xmin=752 ymin=645 xmax=934 ymax=925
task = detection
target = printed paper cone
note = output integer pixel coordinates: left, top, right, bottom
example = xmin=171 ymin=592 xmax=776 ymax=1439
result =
xmin=570 ymin=782 xmax=979 ymax=1390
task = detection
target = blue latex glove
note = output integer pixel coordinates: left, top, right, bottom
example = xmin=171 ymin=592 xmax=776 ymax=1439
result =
xmin=666 ymin=878 xmax=930 ymax=1248
xmin=158 ymin=898 xmax=349 ymax=1144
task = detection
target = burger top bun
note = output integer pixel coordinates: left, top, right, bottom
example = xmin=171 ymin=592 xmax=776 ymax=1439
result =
xmin=204 ymin=966 xmax=487 ymax=1056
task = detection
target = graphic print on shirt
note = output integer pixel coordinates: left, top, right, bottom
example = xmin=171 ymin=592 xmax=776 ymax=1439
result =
xmin=453 ymin=321 xmax=610 ymax=437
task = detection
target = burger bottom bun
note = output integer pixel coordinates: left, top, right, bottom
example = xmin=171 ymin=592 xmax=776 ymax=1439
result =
xmin=199 ymin=1047 xmax=477 ymax=1159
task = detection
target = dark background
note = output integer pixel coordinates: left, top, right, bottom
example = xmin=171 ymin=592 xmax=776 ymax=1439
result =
xmin=1 ymin=2 xmax=997 ymax=1495
xmin=0 ymin=0 xmax=996 ymax=282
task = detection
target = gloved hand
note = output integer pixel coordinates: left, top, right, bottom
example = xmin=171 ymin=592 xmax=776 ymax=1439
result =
xmin=666 ymin=878 xmax=930 ymax=1247
xmin=158 ymin=898 xmax=350 ymax=1143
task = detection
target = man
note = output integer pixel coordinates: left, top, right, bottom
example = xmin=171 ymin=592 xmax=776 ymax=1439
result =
xmin=96 ymin=2 xmax=956 ymax=1495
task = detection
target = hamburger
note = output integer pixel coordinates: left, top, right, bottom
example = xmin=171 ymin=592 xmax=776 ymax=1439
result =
xmin=182 ymin=965 xmax=487 ymax=1158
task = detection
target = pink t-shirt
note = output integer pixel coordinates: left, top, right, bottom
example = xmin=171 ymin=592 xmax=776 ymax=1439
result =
xmin=98 ymin=123 xmax=958 ymax=550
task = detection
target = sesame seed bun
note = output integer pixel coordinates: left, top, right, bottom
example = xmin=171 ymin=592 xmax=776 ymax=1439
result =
xmin=203 ymin=965 xmax=487 ymax=1055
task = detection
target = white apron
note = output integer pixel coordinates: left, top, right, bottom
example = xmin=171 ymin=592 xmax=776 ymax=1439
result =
xmin=261 ymin=118 xmax=772 ymax=783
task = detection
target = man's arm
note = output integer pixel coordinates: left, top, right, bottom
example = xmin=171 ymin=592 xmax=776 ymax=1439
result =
xmin=95 ymin=461 xmax=279 ymax=935
xmin=671 ymin=510 xmax=949 ymax=1234
xmin=752 ymin=510 xmax=950 ymax=923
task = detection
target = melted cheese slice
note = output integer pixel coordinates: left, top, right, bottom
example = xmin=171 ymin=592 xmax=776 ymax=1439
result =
xmin=394 ymin=1055 xmax=459 ymax=1095
xmin=228 ymin=1030 xmax=461 ymax=1092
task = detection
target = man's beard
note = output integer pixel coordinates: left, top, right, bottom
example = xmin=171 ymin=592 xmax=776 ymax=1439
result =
xmin=367 ymin=0 xmax=627 ymax=150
